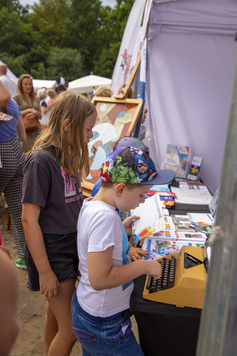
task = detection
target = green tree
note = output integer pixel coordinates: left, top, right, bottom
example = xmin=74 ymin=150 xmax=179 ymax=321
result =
xmin=0 ymin=7 xmax=33 ymax=57
xmin=29 ymin=0 xmax=71 ymax=48
xmin=47 ymin=47 xmax=85 ymax=82
xmin=93 ymin=0 xmax=135 ymax=78
xmin=0 ymin=52 xmax=26 ymax=77
xmin=31 ymin=62 xmax=47 ymax=79
xmin=68 ymin=0 xmax=105 ymax=75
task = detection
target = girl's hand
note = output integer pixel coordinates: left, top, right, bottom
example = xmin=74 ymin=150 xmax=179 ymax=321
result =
xmin=39 ymin=270 xmax=60 ymax=298
xmin=146 ymin=260 xmax=162 ymax=279
xmin=26 ymin=113 xmax=36 ymax=120
xmin=130 ymin=246 xmax=148 ymax=261
xmin=123 ymin=215 xmax=140 ymax=236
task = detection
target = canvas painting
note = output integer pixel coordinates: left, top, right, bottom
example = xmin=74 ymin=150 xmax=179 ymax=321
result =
xmin=81 ymin=97 xmax=143 ymax=193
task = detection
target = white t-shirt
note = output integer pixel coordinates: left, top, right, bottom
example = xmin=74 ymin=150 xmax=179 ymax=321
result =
xmin=76 ymin=199 xmax=133 ymax=317
xmin=0 ymin=75 xmax=17 ymax=97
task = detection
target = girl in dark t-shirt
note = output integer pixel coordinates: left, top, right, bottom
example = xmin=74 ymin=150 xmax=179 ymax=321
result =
xmin=22 ymin=91 xmax=96 ymax=356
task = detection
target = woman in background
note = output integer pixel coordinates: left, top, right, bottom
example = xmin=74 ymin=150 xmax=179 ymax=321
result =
xmin=0 ymin=92 xmax=27 ymax=268
xmin=13 ymin=74 xmax=42 ymax=153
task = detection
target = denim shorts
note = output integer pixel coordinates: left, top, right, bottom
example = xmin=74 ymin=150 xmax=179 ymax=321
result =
xmin=25 ymin=232 xmax=79 ymax=291
xmin=71 ymin=292 xmax=144 ymax=356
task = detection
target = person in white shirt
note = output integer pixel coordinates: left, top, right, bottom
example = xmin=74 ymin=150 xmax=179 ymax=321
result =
xmin=0 ymin=63 xmax=17 ymax=97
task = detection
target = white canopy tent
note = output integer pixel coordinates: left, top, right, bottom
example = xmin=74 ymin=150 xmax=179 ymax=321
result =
xmin=33 ymin=79 xmax=57 ymax=91
xmin=68 ymin=74 xmax=112 ymax=94
xmin=111 ymin=0 xmax=237 ymax=194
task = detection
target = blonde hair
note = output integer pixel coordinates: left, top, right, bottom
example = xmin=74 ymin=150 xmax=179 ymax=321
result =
xmin=31 ymin=91 xmax=96 ymax=180
xmin=47 ymin=88 xmax=56 ymax=97
xmin=95 ymin=85 xmax=113 ymax=98
xmin=17 ymin=74 xmax=35 ymax=100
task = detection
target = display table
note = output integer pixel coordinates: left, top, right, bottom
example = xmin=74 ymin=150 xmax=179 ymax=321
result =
xmin=130 ymin=201 xmax=210 ymax=356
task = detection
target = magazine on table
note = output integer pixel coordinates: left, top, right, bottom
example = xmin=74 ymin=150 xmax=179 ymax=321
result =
xmin=142 ymin=237 xmax=205 ymax=261
xmin=164 ymin=144 xmax=190 ymax=178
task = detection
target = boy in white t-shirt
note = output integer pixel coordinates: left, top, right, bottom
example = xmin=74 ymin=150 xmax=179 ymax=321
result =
xmin=71 ymin=147 xmax=175 ymax=356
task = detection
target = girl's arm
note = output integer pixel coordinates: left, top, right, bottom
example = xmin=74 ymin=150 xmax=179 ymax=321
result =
xmin=22 ymin=203 xmax=60 ymax=298
xmin=88 ymin=247 xmax=161 ymax=291
xmin=16 ymin=115 xmax=26 ymax=142
xmin=41 ymin=105 xmax=48 ymax=115
xmin=0 ymin=81 xmax=11 ymax=106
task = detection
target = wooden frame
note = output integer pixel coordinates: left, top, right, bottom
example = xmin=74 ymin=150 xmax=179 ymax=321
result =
xmin=81 ymin=97 xmax=143 ymax=197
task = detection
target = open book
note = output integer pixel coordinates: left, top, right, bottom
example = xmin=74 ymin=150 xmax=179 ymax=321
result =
xmin=131 ymin=195 xmax=165 ymax=242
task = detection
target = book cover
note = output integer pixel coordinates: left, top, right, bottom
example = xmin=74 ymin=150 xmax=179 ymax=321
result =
xmin=131 ymin=195 xmax=165 ymax=242
xmin=187 ymin=156 xmax=203 ymax=181
xmin=142 ymin=237 xmax=205 ymax=261
xmin=164 ymin=144 xmax=190 ymax=178
xmin=175 ymin=231 xmax=207 ymax=242
xmin=187 ymin=213 xmax=214 ymax=225
xmin=209 ymin=185 xmax=220 ymax=218
xmin=189 ymin=222 xmax=212 ymax=235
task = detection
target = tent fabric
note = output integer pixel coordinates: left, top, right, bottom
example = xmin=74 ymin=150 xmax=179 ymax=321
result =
xmin=112 ymin=0 xmax=237 ymax=194
xmin=68 ymin=75 xmax=112 ymax=94
xmin=33 ymin=79 xmax=57 ymax=91
xmin=146 ymin=0 xmax=237 ymax=194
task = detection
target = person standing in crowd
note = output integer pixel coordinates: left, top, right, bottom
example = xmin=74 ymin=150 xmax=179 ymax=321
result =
xmin=0 ymin=80 xmax=11 ymax=105
xmin=13 ymin=74 xmax=42 ymax=153
xmin=0 ymin=86 xmax=27 ymax=268
xmin=37 ymin=88 xmax=51 ymax=131
xmin=22 ymin=91 xmax=96 ymax=356
xmin=0 ymin=63 xmax=17 ymax=97
xmin=94 ymin=85 xmax=113 ymax=97
xmin=46 ymin=88 xmax=57 ymax=107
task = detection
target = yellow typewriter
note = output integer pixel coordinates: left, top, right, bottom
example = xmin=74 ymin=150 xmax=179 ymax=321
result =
xmin=143 ymin=246 xmax=208 ymax=309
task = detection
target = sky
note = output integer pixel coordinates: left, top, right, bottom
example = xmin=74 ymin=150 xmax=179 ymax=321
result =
xmin=19 ymin=0 xmax=117 ymax=7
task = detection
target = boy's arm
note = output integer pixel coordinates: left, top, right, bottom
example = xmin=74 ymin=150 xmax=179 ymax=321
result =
xmin=22 ymin=203 xmax=59 ymax=298
xmin=88 ymin=247 xmax=161 ymax=291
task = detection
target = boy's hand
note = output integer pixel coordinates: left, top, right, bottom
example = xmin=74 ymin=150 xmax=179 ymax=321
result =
xmin=123 ymin=215 xmax=140 ymax=236
xmin=130 ymin=246 xmax=148 ymax=261
xmin=146 ymin=260 xmax=162 ymax=279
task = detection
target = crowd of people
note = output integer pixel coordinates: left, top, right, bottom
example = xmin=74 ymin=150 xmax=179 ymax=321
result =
xmin=0 ymin=63 xmax=174 ymax=356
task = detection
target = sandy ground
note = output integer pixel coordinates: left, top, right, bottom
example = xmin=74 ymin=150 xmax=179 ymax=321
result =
xmin=0 ymin=195 xmax=82 ymax=356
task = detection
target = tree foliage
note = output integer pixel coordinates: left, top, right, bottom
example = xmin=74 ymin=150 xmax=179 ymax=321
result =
xmin=1 ymin=0 xmax=135 ymax=82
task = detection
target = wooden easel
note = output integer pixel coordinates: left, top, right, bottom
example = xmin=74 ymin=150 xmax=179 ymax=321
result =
xmin=113 ymin=51 xmax=141 ymax=99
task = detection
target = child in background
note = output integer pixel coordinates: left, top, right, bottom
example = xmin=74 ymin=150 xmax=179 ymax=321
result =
xmin=71 ymin=147 xmax=175 ymax=356
xmin=22 ymin=91 xmax=96 ymax=356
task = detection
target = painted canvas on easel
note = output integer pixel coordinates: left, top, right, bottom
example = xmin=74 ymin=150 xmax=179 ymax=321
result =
xmin=83 ymin=97 xmax=143 ymax=189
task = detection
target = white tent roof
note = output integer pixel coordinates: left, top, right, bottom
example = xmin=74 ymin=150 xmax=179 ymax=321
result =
xmin=68 ymin=74 xmax=112 ymax=94
xmin=33 ymin=79 xmax=57 ymax=91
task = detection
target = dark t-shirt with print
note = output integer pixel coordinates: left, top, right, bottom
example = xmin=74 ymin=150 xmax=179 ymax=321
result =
xmin=22 ymin=146 xmax=83 ymax=234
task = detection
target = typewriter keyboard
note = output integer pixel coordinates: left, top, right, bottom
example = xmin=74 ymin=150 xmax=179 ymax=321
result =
xmin=146 ymin=256 xmax=176 ymax=292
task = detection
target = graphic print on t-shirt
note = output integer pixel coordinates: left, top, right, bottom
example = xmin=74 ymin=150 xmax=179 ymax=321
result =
xmin=61 ymin=167 xmax=83 ymax=203
xmin=120 ymin=221 xmax=132 ymax=291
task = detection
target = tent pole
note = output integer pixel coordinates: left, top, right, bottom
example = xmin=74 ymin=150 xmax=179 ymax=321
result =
xmin=196 ymin=56 xmax=237 ymax=356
